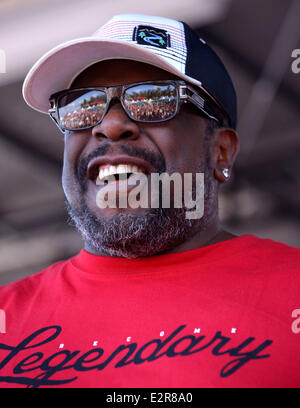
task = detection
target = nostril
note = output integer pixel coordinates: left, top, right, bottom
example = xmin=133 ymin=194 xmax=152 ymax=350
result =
xmin=120 ymin=130 xmax=134 ymax=139
xmin=93 ymin=131 xmax=106 ymax=141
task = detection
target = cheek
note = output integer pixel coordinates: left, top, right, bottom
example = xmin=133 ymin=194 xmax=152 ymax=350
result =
xmin=62 ymin=158 xmax=76 ymax=204
xmin=62 ymin=133 xmax=88 ymax=205
xmin=151 ymin=118 xmax=207 ymax=174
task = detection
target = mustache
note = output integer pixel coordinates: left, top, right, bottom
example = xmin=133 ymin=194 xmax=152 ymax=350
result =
xmin=76 ymin=143 xmax=166 ymax=192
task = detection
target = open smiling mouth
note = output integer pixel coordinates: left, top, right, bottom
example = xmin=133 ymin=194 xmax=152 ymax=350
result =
xmin=87 ymin=156 xmax=154 ymax=187
xmin=92 ymin=162 xmax=151 ymax=209
xmin=85 ymin=157 xmax=156 ymax=209
xmin=96 ymin=163 xmax=145 ymax=185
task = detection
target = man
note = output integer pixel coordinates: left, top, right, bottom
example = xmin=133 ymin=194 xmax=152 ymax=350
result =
xmin=0 ymin=14 xmax=299 ymax=388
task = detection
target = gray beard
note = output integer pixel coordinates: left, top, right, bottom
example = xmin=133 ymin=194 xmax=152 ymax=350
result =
xmin=66 ymin=202 xmax=196 ymax=258
xmin=66 ymin=178 xmax=216 ymax=258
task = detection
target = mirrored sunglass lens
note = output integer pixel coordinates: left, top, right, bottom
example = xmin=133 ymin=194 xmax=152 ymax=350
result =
xmin=124 ymin=84 xmax=177 ymax=121
xmin=58 ymin=90 xmax=107 ymax=129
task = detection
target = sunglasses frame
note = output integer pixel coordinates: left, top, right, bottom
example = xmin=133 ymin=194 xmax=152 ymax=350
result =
xmin=48 ymin=80 xmax=221 ymax=132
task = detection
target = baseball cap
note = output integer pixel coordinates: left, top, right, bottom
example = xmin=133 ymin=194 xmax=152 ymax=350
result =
xmin=22 ymin=14 xmax=237 ymax=129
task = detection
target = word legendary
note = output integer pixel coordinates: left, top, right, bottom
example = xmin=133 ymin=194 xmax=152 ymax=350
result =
xmin=0 ymin=324 xmax=273 ymax=388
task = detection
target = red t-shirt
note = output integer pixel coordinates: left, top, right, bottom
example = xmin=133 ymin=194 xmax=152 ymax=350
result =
xmin=0 ymin=234 xmax=299 ymax=388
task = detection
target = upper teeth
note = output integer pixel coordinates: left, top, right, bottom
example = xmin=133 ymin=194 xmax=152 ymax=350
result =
xmin=97 ymin=163 xmax=143 ymax=182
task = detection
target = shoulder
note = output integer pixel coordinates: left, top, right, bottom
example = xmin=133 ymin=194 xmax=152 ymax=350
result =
xmin=254 ymin=235 xmax=300 ymax=263
xmin=233 ymin=234 xmax=300 ymax=264
xmin=220 ymin=234 xmax=300 ymax=297
xmin=237 ymin=234 xmax=300 ymax=303
xmin=0 ymin=258 xmax=69 ymax=305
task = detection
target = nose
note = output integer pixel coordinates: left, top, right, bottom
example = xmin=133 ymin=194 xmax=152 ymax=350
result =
xmin=91 ymin=101 xmax=140 ymax=141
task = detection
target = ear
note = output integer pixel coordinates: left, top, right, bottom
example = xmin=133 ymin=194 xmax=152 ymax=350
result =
xmin=212 ymin=128 xmax=239 ymax=183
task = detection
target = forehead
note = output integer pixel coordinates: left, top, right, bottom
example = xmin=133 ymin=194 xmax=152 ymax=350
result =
xmin=71 ymin=59 xmax=180 ymax=87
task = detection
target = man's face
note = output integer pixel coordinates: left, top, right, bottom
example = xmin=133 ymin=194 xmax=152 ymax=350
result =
xmin=62 ymin=59 xmax=217 ymax=257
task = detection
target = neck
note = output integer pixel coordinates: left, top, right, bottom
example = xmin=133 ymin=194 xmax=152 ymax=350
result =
xmin=161 ymin=219 xmax=236 ymax=255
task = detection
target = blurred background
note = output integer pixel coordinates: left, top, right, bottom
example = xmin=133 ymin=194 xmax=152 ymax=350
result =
xmin=0 ymin=0 xmax=299 ymax=285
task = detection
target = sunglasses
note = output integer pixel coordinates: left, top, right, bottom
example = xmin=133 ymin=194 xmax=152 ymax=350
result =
xmin=48 ymin=80 xmax=221 ymax=132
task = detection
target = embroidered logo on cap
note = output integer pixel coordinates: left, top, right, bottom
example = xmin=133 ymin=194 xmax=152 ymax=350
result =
xmin=133 ymin=25 xmax=170 ymax=49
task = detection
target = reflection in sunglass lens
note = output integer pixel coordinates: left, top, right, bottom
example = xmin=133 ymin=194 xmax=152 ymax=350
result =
xmin=58 ymin=90 xmax=107 ymax=129
xmin=124 ymin=84 xmax=177 ymax=122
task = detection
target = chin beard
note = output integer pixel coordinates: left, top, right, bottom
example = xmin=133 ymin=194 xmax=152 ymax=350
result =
xmin=66 ymin=199 xmax=202 ymax=258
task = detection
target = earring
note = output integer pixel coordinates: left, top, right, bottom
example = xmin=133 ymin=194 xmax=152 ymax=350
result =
xmin=222 ymin=168 xmax=230 ymax=178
